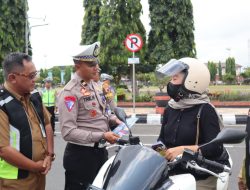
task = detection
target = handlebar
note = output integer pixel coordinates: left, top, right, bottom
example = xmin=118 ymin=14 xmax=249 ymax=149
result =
xmin=181 ymin=149 xmax=231 ymax=174
xmin=196 ymin=154 xmax=231 ymax=173
xmin=116 ymin=136 xmax=141 ymax=145
xmin=116 ymin=138 xmax=129 ymax=145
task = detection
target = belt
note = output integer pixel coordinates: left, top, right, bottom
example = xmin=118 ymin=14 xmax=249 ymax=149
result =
xmin=69 ymin=142 xmax=106 ymax=149
xmin=84 ymin=142 xmax=106 ymax=148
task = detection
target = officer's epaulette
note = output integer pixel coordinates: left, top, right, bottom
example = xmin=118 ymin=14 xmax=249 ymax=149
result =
xmin=64 ymin=79 xmax=78 ymax=91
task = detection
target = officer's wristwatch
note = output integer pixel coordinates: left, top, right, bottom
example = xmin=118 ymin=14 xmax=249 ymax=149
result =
xmin=46 ymin=152 xmax=56 ymax=161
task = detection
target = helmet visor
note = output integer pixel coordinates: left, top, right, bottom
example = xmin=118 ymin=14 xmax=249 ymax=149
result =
xmin=156 ymin=59 xmax=189 ymax=78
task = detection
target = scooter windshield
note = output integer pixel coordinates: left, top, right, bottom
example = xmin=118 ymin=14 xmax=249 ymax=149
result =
xmin=103 ymin=145 xmax=168 ymax=190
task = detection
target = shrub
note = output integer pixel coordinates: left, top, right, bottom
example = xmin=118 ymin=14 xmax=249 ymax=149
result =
xmin=116 ymin=84 xmax=128 ymax=89
xmin=135 ymin=94 xmax=153 ymax=102
xmin=117 ymin=88 xmax=126 ymax=101
xmin=215 ymin=91 xmax=250 ymax=101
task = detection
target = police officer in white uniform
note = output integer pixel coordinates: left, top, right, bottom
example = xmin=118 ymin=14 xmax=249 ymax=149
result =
xmin=100 ymin=73 xmax=117 ymax=112
xmin=58 ymin=42 xmax=121 ymax=190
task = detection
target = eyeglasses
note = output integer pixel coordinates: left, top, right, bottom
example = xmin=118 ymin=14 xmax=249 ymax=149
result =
xmin=13 ymin=71 xmax=39 ymax=80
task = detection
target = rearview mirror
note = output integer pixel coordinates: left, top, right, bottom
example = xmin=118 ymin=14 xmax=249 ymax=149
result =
xmin=114 ymin=107 xmax=127 ymax=124
xmin=212 ymin=128 xmax=247 ymax=144
xmin=198 ymin=128 xmax=247 ymax=150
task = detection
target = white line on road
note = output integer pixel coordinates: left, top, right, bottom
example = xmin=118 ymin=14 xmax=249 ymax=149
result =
xmin=142 ymin=144 xmax=245 ymax=148
xmin=133 ymin=134 xmax=159 ymax=137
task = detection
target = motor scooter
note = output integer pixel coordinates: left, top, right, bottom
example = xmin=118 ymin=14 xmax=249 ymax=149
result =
xmin=88 ymin=108 xmax=247 ymax=190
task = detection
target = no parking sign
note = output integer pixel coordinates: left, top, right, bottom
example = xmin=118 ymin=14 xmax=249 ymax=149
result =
xmin=124 ymin=34 xmax=143 ymax=52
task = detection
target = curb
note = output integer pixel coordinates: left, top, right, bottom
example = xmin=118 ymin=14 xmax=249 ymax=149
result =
xmin=131 ymin=114 xmax=248 ymax=125
xmin=117 ymin=102 xmax=250 ymax=108
xmin=55 ymin=114 xmax=248 ymax=125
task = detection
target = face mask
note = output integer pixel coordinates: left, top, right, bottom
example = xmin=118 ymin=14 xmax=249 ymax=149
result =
xmin=167 ymin=82 xmax=183 ymax=102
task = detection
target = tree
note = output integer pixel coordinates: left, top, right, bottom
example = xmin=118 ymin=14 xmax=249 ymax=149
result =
xmin=51 ymin=67 xmax=61 ymax=82
xmin=240 ymin=67 xmax=250 ymax=85
xmin=0 ymin=69 xmax=4 ymax=84
xmin=81 ymin=0 xmax=102 ymax=45
xmin=223 ymin=73 xmax=235 ymax=84
xmin=0 ymin=0 xmax=31 ymax=64
xmin=225 ymin=57 xmax=236 ymax=76
xmin=147 ymin=0 xmax=196 ymax=67
xmin=39 ymin=68 xmax=49 ymax=79
xmin=64 ymin=66 xmax=74 ymax=83
xmin=218 ymin=61 xmax=222 ymax=80
xmin=207 ymin=61 xmax=217 ymax=82
xmin=98 ymin=0 xmax=146 ymax=81
xmin=148 ymin=72 xmax=170 ymax=92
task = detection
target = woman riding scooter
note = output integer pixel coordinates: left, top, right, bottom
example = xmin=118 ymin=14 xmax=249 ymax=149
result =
xmin=156 ymin=57 xmax=229 ymax=190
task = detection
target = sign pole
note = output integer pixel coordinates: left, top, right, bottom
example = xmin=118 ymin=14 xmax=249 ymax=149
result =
xmin=132 ymin=52 xmax=135 ymax=113
xmin=124 ymin=33 xmax=143 ymax=115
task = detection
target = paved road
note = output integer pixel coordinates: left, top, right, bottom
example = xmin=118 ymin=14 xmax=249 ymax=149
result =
xmin=46 ymin=124 xmax=245 ymax=190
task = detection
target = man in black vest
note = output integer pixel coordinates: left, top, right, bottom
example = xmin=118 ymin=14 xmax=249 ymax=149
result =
xmin=0 ymin=53 xmax=54 ymax=190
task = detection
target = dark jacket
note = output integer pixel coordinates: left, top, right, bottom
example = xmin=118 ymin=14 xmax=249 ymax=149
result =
xmin=158 ymin=103 xmax=228 ymax=180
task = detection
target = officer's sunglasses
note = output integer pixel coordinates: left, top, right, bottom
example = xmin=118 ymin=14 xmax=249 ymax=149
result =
xmin=12 ymin=71 xmax=39 ymax=80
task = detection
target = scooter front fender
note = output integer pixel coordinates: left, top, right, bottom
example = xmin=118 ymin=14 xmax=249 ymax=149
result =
xmin=168 ymin=174 xmax=196 ymax=190
xmin=92 ymin=155 xmax=116 ymax=188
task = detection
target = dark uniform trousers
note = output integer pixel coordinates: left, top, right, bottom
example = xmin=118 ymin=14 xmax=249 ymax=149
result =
xmin=46 ymin=106 xmax=55 ymax=132
xmin=64 ymin=143 xmax=108 ymax=190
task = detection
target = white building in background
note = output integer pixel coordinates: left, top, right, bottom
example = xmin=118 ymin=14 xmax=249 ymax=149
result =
xmin=205 ymin=62 xmax=243 ymax=84
xmin=218 ymin=62 xmax=242 ymax=76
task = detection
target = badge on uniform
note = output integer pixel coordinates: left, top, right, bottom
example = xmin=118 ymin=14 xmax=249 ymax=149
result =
xmin=89 ymin=109 xmax=97 ymax=117
xmin=64 ymin=96 xmax=76 ymax=112
xmin=81 ymin=88 xmax=91 ymax=96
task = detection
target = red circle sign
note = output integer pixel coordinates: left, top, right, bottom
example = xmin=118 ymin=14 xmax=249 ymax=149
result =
xmin=124 ymin=34 xmax=143 ymax=52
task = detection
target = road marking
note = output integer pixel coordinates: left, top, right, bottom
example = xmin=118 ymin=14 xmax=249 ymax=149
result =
xmin=133 ymin=134 xmax=159 ymax=137
xmin=140 ymin=144 xmax=245 ymax=148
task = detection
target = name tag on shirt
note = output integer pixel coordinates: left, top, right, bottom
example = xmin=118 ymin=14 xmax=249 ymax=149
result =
xmin=83 ymin=95 xmax=95 ymax=102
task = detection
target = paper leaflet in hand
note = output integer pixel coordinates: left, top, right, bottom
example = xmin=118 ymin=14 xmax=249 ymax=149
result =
xmin=112 ymin=117 xmax=138 ymax=137
xmin=112 ymin=123 xmax=129 ymax=137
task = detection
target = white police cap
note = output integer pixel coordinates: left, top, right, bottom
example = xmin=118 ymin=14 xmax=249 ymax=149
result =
xmin=100 ymin=73 xmax=113 ymax=81
xmin=73 ymin=41 xmax=100 ymax=62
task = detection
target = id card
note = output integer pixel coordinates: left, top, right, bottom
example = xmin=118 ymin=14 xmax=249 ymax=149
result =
xmin=40 ymin=124 xmax=46 ymax=137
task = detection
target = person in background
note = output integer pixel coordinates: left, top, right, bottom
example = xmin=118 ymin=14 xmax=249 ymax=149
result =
xmin=41 ymin=77 xmax=57 ymax=134
xmin=100 ymin=73 xmax=117 ymax=112
xmin=0 ymin=52 xmax=54 ymax=190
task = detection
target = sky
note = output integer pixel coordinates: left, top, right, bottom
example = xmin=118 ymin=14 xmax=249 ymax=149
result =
xmin=28 ymin=0 xmax=250 ymax=70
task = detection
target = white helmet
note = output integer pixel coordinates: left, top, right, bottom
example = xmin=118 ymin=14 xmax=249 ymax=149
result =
xmin=100 ymin=73 xmax=114 ymax=82
xmin=156 ymin=57 xmax=210 ymax=95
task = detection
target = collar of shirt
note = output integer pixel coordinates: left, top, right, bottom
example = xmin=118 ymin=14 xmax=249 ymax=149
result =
xmin=74 ymin=73 xmax=94 ymax=91
xmin=4 ymin=82 xmax=31 ymax=102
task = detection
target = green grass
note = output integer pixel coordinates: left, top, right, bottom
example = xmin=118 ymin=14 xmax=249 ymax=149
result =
xmin=124 ymin=85 xmax=250 ymax=101
xmin=208 ymin=85 xmax=250 ymax=93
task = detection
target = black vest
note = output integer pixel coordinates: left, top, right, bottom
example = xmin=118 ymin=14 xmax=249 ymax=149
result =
xmin=0 ymin=88 xmax=45 ymax=179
